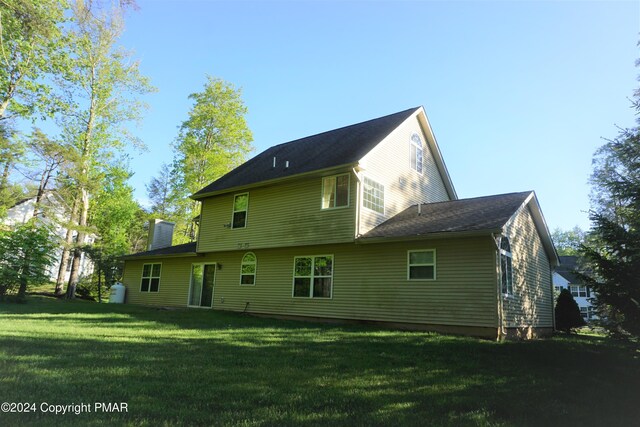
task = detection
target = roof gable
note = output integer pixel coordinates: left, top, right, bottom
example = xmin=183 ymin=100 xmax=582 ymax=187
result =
xmin=192 ymin=107 xmax=420 ymax=198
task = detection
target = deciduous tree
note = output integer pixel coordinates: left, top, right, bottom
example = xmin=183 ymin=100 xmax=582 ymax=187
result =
xmin=0 ymin=222 xmax=57 ymax=300
xmin=56 ymin=0 xmax=154 ymax=298
xmin=552 ymin=226 xmax=588 ymax=256
xmin=0 ymin=0 xmax=69 ymax=120
xmin=171 ymin=76 xmax=253 ymax=242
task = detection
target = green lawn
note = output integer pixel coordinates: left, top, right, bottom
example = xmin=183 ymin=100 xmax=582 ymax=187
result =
xmin=1 ymin=297 xmax=638 ymax=426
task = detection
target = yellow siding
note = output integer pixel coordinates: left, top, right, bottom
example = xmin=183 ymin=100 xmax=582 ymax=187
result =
xmin=197 ymin=174 xmax=356 ymax=252
xmin=123 ymin=257 xmax=195 ymax=307
xmin=358 ymin=113 xmax=451 ymax=234
xmin=502 ymin=206 xmax=553 ymax=327
xmin=123 ymin=237 xmax=498 ymax=328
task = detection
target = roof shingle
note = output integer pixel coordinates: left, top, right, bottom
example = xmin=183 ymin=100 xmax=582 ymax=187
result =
xmin=192 ymin=107 xmax=420 ymax=198
xmin=121 ymin=242 xmax=197 ymax=259
xmin=361 ymin=192 xmax=532 ymax=239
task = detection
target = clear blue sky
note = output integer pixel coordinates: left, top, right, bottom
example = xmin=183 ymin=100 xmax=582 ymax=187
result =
xmin=115 ymin=1 xmax=638 ymax=231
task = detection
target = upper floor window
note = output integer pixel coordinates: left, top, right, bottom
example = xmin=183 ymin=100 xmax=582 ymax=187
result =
xmin=141 ymin=263 xmax=161 ymax=293
xmin=363 ymin=176 xmax=384 ymax=214
xmin=500 ymin=237 xmax=513 ymax=295
xmin=570 ymin=285 xmax=588 ymax=298
xmin=322 ymin=174 xmax=349 ymax=209
xmin=240 ymin=252 xmax=257 ymax=285
xmin=293 ymin=255 xmax=333 ymax=298
xmin=407 ymin=249 xmax=436 ymax=280
xmin=410 ymin=133 xmax=423 ymax=174
xmin=232 ymin=193 xmax=249 ymax=229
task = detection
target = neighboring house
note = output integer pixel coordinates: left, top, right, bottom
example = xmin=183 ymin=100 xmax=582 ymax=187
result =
xmin=3 ymin=192 xmax=94 ymax=283
xmin=122 ymin=106 xmax=559 ymax=339
xmin=553 ymin=255 xmax=597 ymax=322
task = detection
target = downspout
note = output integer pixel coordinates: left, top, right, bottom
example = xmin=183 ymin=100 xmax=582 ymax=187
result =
xmin=352 ymin=167 xmax=361 ymax=238
xmin=550 ymin=264 xmax=556 ymax=333
xmin=492 ymin=233 xmax=506 ymax=341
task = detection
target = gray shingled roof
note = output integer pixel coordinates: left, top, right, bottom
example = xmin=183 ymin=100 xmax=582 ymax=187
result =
xmin=361 ymin=192 xmax=532 ymax=239
xmin=555 ymin=256 xmax=585 ymax=284
xmin=121 ymin=242 xmax=197 ymax=259
xmin=192 ymin=107 xmax=420 ymax=198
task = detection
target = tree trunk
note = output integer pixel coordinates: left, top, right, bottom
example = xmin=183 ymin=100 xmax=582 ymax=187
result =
xmin=55 ymin=198 xmax=79 ymax=295
xmin=97 ymin=264 xmax=102 ymax=303
xmin=17 ymin=258 xmax=30 ymax=300
xmin=0 ymin=161 xmax=11 ymax=190
xmin=66 ymin=188 xmax=89 ymax=299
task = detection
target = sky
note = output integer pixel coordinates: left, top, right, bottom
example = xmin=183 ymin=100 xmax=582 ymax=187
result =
xmin=92 ymin=1 xmax=639 ymax=231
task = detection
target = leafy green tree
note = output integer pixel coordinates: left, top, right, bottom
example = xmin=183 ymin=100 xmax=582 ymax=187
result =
xmin=552 ymin=226 xmax=588 ymax=256
xmin=555 ymin=289 xmax=586 ymax=333
xmin=0 ymin=222 xmax=57 ymax=301
xmin=0 ymin=121 xmax=24 ymax=217
xmin=55 ymin=1 xmax=154 ymax=298
xmin=579 ymin=72 xmax=640 ymax=338
xmin=0 ymin=0 xmax=69 ymax=120
xmin=90 ymin=165 xmax=144 ymax=256
xmin=171 ymin=76 xmax=253 ymax=242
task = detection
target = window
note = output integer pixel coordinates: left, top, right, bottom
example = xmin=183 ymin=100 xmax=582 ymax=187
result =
xmin=554 ymin=285 xmax=563 ymax=293
xmin=408 ymin=250 xmax=436 ymax=280
xmin=232 ymin=193 xmax=249 ymax=229
xmin=500 ymin=237 xmax=513 ymax=295
xmin=410 ymin=133 xmax=423 ymax=174
xmin=292 ymin=255 xmax=333 ymax=298
xmin=322 ymin=174 xmax=349 ymax=209
xmin=570 ymin=285 xmax=588 ymax=298
xmin=363 ymin=176 xmax=384 ymax=214
xmin=141 ymin=263 xmax=161 ymax=292
xmin=240 ymin=252 xmax=257 ymax=285
xmin=579 ymin=306 xmax=596 ymax=321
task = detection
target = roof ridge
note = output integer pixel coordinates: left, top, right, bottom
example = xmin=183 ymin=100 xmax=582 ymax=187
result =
xmin=267 ymin=107 xmax=421 ymax=151
xmin=415 ymin=191 xmax=533 ymax=207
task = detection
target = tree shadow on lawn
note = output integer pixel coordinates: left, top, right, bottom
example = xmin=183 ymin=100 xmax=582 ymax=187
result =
xmin=1 ymin=299 xmax=639 ymax=426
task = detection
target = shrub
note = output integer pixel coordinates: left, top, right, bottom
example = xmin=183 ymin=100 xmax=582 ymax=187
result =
xmin=555 ymin=289 xmax=586 ymax=333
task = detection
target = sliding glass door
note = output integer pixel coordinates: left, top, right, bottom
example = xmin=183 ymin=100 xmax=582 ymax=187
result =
xmin=189 ymin=263 xmax=216 ymax=308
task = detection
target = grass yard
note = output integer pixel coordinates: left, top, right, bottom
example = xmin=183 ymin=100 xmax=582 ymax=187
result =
xmin=1 ymin=297 xmax=639 ymax=426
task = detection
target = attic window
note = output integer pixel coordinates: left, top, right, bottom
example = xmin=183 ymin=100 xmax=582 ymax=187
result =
xmin=322 ymin=174 xmax=349 ymax=209
xmin=410 ymin=133 xmax=423 ymax=174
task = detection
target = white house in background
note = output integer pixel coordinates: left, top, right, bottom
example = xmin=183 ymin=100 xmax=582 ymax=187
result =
xmin=3 ymin=191 xmax=94 ymax=283
xmin=553 ymin=255 xmax=597 ymax=322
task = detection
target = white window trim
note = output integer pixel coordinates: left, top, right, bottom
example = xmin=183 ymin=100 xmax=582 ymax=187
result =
xmin=140 ymin=262 xmax=162 ymax=293
xmin=239 ymin=252 xmax=257 ymax=286
xmin=187 ymin=262 xmax=216 ymax=308
xmin=291 ymin=254 xmax=334 ymax=299
xmin=407 ymin=249 xmax=436 ymax=281
xmin=321 ymin=174 xmax=350 ymax=210
xmin=362 ymin=175 xmax=385 ymax=215
xmin=231 ymin=193 xmax=249 ymax=229
xmin=500 ymin=238 xmax=513 ymax=296
xmin=410 ymin=133 xmax=424 ymax=175
xmin=570 ymin=284 xmax=587 ymax=298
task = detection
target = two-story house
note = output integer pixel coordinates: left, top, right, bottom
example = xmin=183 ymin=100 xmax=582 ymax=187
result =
xmin=553 ymin=255 xmax=597 ymax=322
xmin=4 ymin=191 xmax=94 ymax=283
xmin=122 ymin=107 xmax=559 ymax=339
